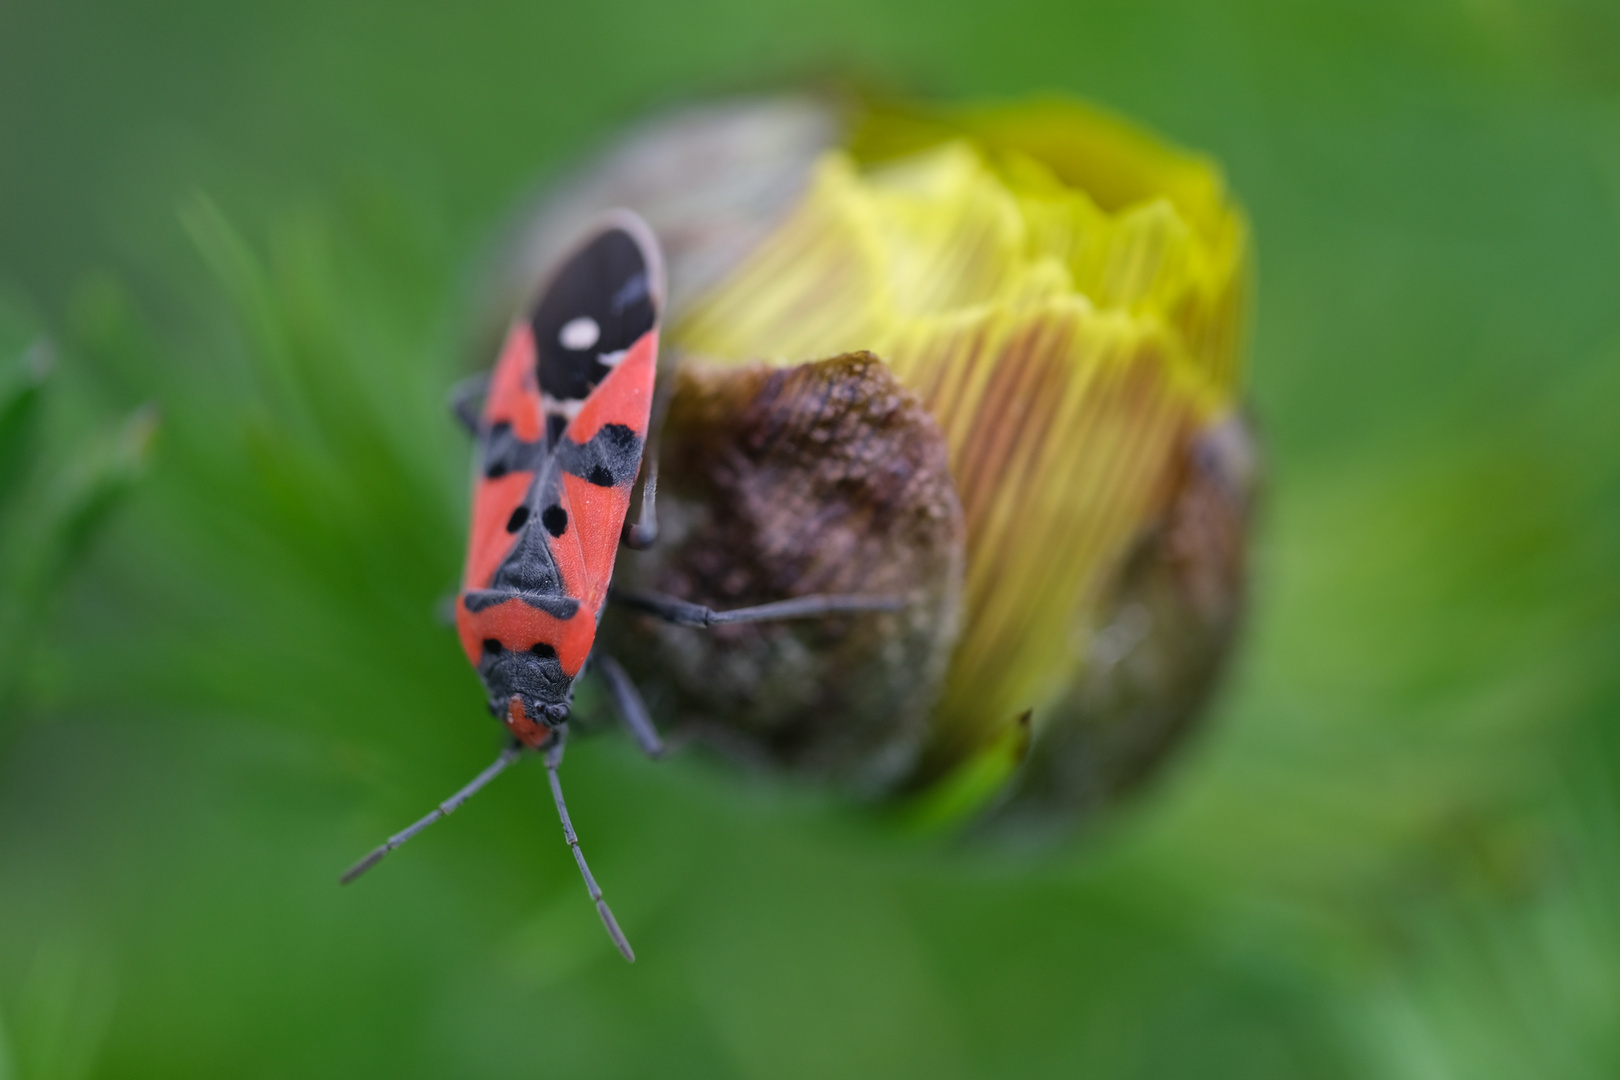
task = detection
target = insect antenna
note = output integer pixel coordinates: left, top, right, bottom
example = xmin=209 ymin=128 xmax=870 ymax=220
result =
xmin=545 ymin=728 xmax=636 ymax=962
xmin=340 ymin=743 xmax=523 ymax=885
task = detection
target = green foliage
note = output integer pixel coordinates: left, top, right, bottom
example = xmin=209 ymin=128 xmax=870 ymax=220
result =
xmin=1 ymin=0 xmax=1618 ymax=1077
xmin=0 ymin=310 xmax=150 ymax=1080
xmin=0 ymin=311 xmax=154 ymax=719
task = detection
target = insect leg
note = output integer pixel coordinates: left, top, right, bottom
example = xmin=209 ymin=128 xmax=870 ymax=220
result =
xmin=610 ymin=588 xmax=904 ymax=628
xmin=621 ymin=360 xmax=675 ymax=550
xmin=545 ymin=729 xmax=636 ymax=963
xmin=340 ymin=742 xmax=523 ymax=884
xmin=620 ymin=448 xmax=659 ymax=550
xmin=449 ymin=373 xmax=490 ymax=434
xmin=592 ymin=652 xmax=665 ymax=759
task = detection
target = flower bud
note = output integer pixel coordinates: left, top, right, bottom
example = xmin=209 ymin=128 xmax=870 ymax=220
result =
xmin=503 ymin=93 xmax=1256 ymax=833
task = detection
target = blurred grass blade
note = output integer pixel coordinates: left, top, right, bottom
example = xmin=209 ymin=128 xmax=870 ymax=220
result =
xmin=0 ymin=403 xmax=157 ymax=704
xmin=0 ymin=340 xmax=52 ymax=516
xmin=17 ymin=404 xmax=159 ymax=602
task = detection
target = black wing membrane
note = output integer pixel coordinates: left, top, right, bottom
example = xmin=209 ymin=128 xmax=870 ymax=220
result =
xmin=530 ymin=223 xmax=660 ymax=448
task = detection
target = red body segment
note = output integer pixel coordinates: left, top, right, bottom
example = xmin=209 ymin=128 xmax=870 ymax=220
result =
xmin=557 ymin=329 xmax=658 ymax=613
xmin=454 ymin=327 xmax=657 ymax=685
xmin=451 ymin=215 xmax=663 ymax=744
xmin=484 ymin=323 xmax=545 ymax=443
xmin=464 ymin=469 xmax=536 ymax=594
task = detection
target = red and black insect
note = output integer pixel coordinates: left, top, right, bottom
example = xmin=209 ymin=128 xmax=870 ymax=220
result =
xmin=341 ymin=211 xmax=898 ymax=962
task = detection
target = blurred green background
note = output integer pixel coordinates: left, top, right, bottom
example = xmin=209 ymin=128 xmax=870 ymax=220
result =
xmin=2 ymin=0 xmax=1619 ymax=1076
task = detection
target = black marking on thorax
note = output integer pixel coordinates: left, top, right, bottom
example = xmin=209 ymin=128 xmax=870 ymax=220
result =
xmin=477 ymin=422 xmax=641 ymax=610
xmin=487 ymin=468 xmax=568 ymax=599
xmin=462 ymin=588 xmax=580 ymax=619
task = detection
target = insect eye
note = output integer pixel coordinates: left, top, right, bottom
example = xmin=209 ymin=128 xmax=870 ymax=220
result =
xmin=559 ymin=316 xmax=600 ymax=351
xmin=529 ymin=642 xmax=557 ymax=660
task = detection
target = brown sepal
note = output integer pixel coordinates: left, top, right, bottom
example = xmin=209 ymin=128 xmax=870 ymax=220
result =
xmin=600 ymin=351 xmax=964 ymax=793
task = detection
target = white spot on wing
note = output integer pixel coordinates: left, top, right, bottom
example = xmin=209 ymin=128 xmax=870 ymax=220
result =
xmin=541 ymin=394 xmax=584 ymax=419
xmin=598 ymin=348 xmax=628 ymax=368
xmin=559 ymin=316 xmax=600 ymax=351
